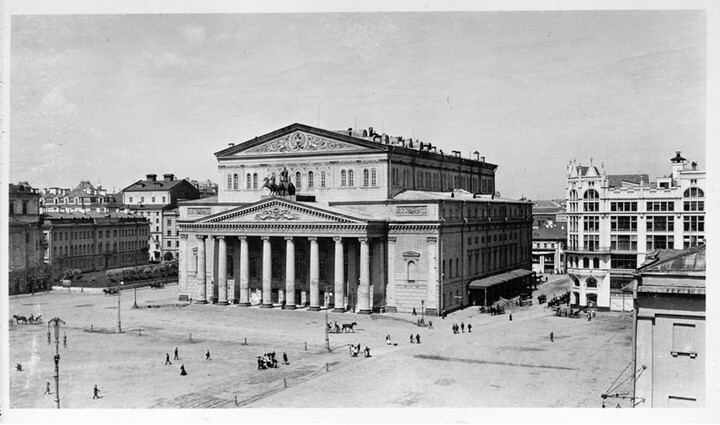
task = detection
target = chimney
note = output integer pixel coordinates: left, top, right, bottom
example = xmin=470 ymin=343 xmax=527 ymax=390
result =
xmin=419 ymin=141 xmax=424 ymax=151
xmin=362 ymin=129 xmax=368 ymax=137
xmin=480 ymin=156 xmax=485 ymax=163
xmin=474 ymin=151 xmax=480 ymax=161
xmin=146 ymin=174 xmax=157 ymax=182
xmin=692 ymin=161 xmax=697 ymax=171
xmin=368 ymin=127 xmax=374 ymax=136
xmin=427 ymin=143 xmax=433 ymax=151
xmin=383 ymin=134 xmax=389 ymax=144
xmin=348 ymin=127 xmax=353 ymax=136
xmin=408 ymin=139 xmax=414 ymax=149
xmin=163 ymin=174 xmax=175 ymax=181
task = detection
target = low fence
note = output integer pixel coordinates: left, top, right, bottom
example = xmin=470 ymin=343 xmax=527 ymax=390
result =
xmin=51 ymin=278 xmax=178 ymax=294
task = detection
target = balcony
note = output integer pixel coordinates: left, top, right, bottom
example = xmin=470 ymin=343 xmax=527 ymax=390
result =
xmin=565 ymin=247 xmax=611 ymax=254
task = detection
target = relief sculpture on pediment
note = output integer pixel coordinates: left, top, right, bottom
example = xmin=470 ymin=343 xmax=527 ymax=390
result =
xmin=246 ymin=132 xmax=356 ymax=154
xmin=255 ymin=207 xmax=300 ymax=221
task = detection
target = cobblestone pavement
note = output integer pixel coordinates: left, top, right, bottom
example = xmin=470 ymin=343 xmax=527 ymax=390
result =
xmin=7 ymin=276 xmax=634 ymax=410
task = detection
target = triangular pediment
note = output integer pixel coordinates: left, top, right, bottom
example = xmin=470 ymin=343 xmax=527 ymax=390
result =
xmin=215 ymin=123 xmax=388 ymax=158
xmin=196 ymin=198 xmax=368 ymax=225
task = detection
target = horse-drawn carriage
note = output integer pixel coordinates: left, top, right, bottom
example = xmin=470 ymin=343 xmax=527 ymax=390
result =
xmin=103 ymin=287 xmax=120 ymax=296
xmin=149 ymin=281 xmax=165 ymax=289
xmin=12 ymin=314 xmax=43 ymax=325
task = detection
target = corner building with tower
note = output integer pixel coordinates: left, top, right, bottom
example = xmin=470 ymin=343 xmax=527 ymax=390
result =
xmin=177 ymin=123 xmax=533 ymax=315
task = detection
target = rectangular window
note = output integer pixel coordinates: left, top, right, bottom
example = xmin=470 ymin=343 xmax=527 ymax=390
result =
xmin=583 ymin=216 xmax=600 ymax=232
xmin=611 ymin=215 xmax=638 ymax=231
xmin=646 ymin=215 xmax=674 ymax=232
xmin=611 ymin=235 xmax=637 ymax=251
xmin=583 ymin=234 xmax=599 ymax=251
xmin=152 ymin=197 xmax=156 ymax=203
xmin=610 ymin=254 xmax=636 ymax=269
xmin=141 ymin=197 xmax=145 ymax=203
xmin=646 ymin=201 xmax=675 ymax=212
xmin=646 ymin=235 xmax=674 ymax=250
xmin=683 ymin=216 xmax=704 ymax=232
xmin=683 ymin=200 xmax=704 ymax=211
xmin=583 ymin=201 xmax=599 ymax=212
xmin=129 ymin=197 xmax=133 ymax=203
xmin=610 ymin=202 xmax=637 ymax=212
xmin=167 ymin=241 xmax=172 ymax=247
xmin=672 ymin=323 xmax=696 ymax=355
xmin=162 ymin=196 xmax=166 ymax=203
xmin=167 ymin=219 xmax=172 ymax=227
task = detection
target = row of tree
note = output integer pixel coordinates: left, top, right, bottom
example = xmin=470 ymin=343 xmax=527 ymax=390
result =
xmin=105 ymin=260 xmax=179 ymax=283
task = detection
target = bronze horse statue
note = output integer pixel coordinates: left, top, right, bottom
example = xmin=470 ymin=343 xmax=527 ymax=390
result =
xmin=262 ymin=176 xmax=296 ymax=196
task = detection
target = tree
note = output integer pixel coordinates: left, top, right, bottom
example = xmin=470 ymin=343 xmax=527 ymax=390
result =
xmin=163 ymin=251 xmax=174 ymax=262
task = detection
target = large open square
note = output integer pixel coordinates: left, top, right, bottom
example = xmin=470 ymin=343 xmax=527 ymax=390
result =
xmin=7 ymin=276 xmax=633 ymax=409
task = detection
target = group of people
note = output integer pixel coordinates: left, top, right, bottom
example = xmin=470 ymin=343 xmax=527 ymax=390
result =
xmin=451 ymin=322 xmax=471 ymax=334
xmin=257 ymin=351 xmax=289 ymax=370
xmin=409 ymin=334 xmax=421 ymax=344
xmin=349 ymin=343 xmax=371 ymax=357
xmin=161 ymin=347 xmax=211 ymax=376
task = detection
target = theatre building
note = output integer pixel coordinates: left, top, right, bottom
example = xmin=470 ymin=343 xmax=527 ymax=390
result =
xmin=177 ymin=123 xmax=533 ymax=315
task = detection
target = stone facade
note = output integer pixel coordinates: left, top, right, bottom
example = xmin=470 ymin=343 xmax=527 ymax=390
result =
xmin=178 ymin=123 xmax=533 ymax=315
xmin=565 ymin=152 xmax=705 ymax=311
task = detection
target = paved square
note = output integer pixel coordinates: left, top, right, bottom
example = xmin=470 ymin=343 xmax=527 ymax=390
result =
xmin=8 ymin=276 xmax=632 ymax=408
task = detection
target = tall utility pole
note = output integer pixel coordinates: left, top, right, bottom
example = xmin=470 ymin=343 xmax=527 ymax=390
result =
xmin=117 ymin=280 xmax=123 ymax=333
xmin=48 ymin=317 xmax=65 ymax=409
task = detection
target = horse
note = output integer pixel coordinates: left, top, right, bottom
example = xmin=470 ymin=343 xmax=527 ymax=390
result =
xmin=13 ymin=315 xmax=27 ymax=324
xmin=262 ymin=177 xmax=285 ymax=196
xmin=342 ymin=322 xmax=358 ymax=333
xmin=103 ymin=287 xmax=119 ymax=296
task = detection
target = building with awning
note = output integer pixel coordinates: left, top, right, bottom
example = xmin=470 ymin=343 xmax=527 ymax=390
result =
xmin=468 ymin=268 xmax=534 ymax=307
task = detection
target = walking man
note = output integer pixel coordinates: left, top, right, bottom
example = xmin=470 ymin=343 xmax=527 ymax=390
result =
xmin=416 ymin=334 xmax=421 ymax=344
xmin=205 ymin=350 xmax=211 ymax=360
xmin=412 ymin=307 xmax=417 ymax=316
xmin=180 ymin=364 xmax=187 ymax=376
xmin=283 ymin=352 xmax=289 ymax=365
xmin=410 ymin=334 xmax=415 ymax=343
xmin=428 ymin=320 xmax=433 ymax=329
xmin=550 ymin=332 xmax=554 ymax=342
xmin=468 ymin=323 xmax=472 ymax=333
xmin=44 ymin=382 xmax=51 ymax=395
xmin=174 ymin=347 xmax=179 ymax=360
xmin=93 ymin=385 xmax=100 ymax=399
xmin=509 ymin=313 xmax=513 ymax=321
xmin=165 ymin=353 xmax=172 ymax=365
xmin=461 ymin=322 xmax=465 ymax=333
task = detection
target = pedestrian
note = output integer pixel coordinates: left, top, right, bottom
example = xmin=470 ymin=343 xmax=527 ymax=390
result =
xmin=63 ymin=334 xmax=67 ymax=348
xmin=44 ymin=382 xmax=51 ymax=395
xmin=428 ymin=320 xmax=433 ymax=329
xmin=283 ymin=352 xmax=289 ymax=365
xmin=174 ymin=347 xmax=179 ymax=360
xmin=205 ymin=350 xmax=211 ymax=360
xmin=410 ymin=334 xmax=415 ymax=343
xmin=550 ymin=332 xmax=554 ymax=342
xmin=509 ymin=313 xmax=513 ymax=321
xmin=386 ymin=335 xmax=392 ymax=345
xmin=364 ymin=346 xmax=371 ymax=357
xmin=180 ymin=364 xmax=187 ymax=376
xmin=15 ymin=363 xmax=22 ymax=372
xmin=461 ymin=322 xmax=465 ymax=333
xmin=468 ymin=323 xmax=472 ymax=333
xmin=416 ymin=334 xmax=421 ymax=344
xmin=47 ymin=331 xmax=51 ymax=345
xmin=165 ymin=353 xmax=172 ymax=365
xmin=412 ymin=307 xmax=417 ymax=316
xmin=93 ymin=385 xmax=100 ymax=399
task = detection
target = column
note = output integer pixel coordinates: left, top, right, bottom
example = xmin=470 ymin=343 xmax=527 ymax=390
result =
xmin=217 ymin=236 xmax=228 ymax=305
xmin=332 ymin=237 xmax=345 ymax=312
xmin=178 ymin=234 xmax=189 ymax=302
xmin=426 ymin=237 xmax=438 ymax=316
xmin=308 ymin=237 xmax=320 ymax=311
xmin=261 ymin=236 xmax=272 ymax=308
xmin=358 ymin=237 xmax=371 ymax=314
xmin=232 ymin=239 xmax=241 ymax=303
xmin=284 ymin=236 xmax=296 ymax=309
xmin=195 ymin=235 xmax=207 ymax=304
xmin=385 ymin=237 xmax=397 ymax=313
xmin=238 ymin=236 xmax=250 ymax=306
xmin=347 ymin=242 xmax=358 ymax=311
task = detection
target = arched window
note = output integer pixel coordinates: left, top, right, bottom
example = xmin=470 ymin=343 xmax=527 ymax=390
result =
xmin=572 ymin=276 xmax=580 ymax=287
xmin=583 ymin=257 xmax=589 ymax=268
xmin=320 ymin=171 xmax=326 ymax=188
xmin=592 ymin=257 xmax=599 ymax=269
xmin=407 ymin=261 xmax=417 ymax=282
xmin=348 ymin=170 xmax=354 ymax=186
xmin=363 ymin=169 xmax=369 ymax=187
xmin=583 ymin=189 xmax=599 ymax=212
xmin=227 ymin=173 xmax=232 ymax=190
xmin=246 ymin=173 xmax=251 ymax=189
xmin=253 ymin=173 xmax=258 ymax=189
xmin=371 ymin=169 xmax=377 ymax=186
xmin=341 ymin=170 xmax=347 ymax=187
xmin=22 ymin=202 xmax=28 ymax=214
xmin=455 ymin=258 xmax=459 ymax=277
xmin=308 ymin=171 xmax=314 ymax=188
xmin=233 ymin=174 xmax=239 ymax=190
xmin=684 ymin=187 xmax=704 ymax=198
xmin=586 ymin=277 xmax=598 ymax=288
xmin=569 ymin=190 xmax=578 ymax=201
xmin=295 ymin=172 xmax=302 ymax=190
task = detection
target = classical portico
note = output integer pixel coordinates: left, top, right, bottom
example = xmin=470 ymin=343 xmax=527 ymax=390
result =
xmin=179 ymin=197 xmax=384 ymax=313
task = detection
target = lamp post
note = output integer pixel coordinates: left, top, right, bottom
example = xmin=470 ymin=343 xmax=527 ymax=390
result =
xmin=48 ymin=317 xmax=65 ymax=409
xmin=421 ymin=299 xmax=425 ymax=324
xmin=117 ymin=280 xmax=123 ymax=333
xmin=132 ymin=284 xmax=138 ymax=309
xmin=324 ymin=307 xmax=330 ymax=351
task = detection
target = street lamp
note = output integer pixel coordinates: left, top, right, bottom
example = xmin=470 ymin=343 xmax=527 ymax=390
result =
xmin=48 ymin=317 xmax=65 ymax=409
xmin=132 ymin=284 xmax=138 ymax=309
xmin=324 ymin=307 xmax=331 ymax=351
xmin=117 ymin=280 xmax=123 ymax=333
xmin=421 ymin=299 xmax=425 ymax=324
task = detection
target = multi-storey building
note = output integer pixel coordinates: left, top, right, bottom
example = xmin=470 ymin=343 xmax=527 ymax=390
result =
xmin=40 ymin=181 xmax=119 ymax=214
xmin=633 ymin=245 xmax=705 ymax=407
xmin=565 ymin=152 xmax=705 ymax=311
xmin=177 ymin=123 xmax=533 ymax=315
xmin=188 ymin=179 xmax=218 ymax=198
xmin=42 ymin=212 xmax=150 ymax=272
xmin=8 ymin=182 xmax=46 ymax=293
xmin=531 ymin=200 xmax=567 ymax=274
xmin=122 ymin=174 xmax=200 ymax=261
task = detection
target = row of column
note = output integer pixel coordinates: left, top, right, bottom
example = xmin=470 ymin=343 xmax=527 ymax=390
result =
xmin=193 ymin=235 xmax=373 ymax=313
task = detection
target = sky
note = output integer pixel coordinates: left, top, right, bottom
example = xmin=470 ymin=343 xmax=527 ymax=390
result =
xmin=9 ymin=9 xmax=707 ymax=200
